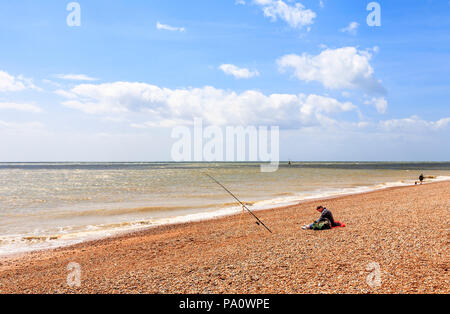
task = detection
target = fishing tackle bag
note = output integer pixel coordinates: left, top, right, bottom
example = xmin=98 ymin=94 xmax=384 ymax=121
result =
xmin=312 ymin=219 xmax=332 ymax=231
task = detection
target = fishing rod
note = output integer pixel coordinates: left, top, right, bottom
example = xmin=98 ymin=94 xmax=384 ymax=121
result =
xmin=204 ymin=173 xmax=273 ymax=234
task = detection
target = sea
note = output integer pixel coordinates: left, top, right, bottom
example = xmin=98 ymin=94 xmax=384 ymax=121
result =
xmin=1 ymin=162 xmax=449 ymax=255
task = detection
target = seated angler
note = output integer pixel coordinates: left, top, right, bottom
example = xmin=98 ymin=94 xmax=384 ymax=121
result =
xmin=302 ymin=206 xmax=344 ymax=230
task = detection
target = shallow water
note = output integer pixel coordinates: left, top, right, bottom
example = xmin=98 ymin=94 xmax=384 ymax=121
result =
xmin=0 ymin=162 xmax=449 ymax=255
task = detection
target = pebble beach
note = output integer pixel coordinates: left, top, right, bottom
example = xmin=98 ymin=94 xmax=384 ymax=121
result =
xmin=0 ymin=181 xmax=448 ymax=294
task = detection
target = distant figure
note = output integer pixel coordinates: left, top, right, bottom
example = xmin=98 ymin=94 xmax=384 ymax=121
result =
xmin=419 ymin=173 xmax=424 ymax=185
xmin=302 ymin=206 xmax=343 ymax=230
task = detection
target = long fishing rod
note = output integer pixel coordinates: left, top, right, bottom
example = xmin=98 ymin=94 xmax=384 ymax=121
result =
xmin=204 ymin=173 xmax=273 ymax=234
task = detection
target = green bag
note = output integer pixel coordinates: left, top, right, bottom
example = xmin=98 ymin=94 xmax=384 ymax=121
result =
xmin=312 ymin=219 xmax=331 ymax=230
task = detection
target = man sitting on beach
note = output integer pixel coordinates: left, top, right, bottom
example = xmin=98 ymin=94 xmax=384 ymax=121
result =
xmin=302 ymin=206 xmax=342 ymax=230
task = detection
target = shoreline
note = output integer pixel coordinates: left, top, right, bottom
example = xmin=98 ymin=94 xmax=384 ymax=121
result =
xmin=0 ymin=179 xmax=447 ymax=260
xmin=1 ymin=176 xmax=449 ymax=258
xmin=0 ymin=181 xmax=448 ymax=294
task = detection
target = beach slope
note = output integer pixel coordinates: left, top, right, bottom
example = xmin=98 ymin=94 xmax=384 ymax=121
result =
xmin=0 ymin=181 xmax=448 ymax=294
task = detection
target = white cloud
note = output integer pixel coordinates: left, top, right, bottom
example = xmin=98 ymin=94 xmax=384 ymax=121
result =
xmin=235 ymin=0 xmax=246 ymax=5
xmin=277 ymin=47 xmax=386 ymax=95
xmin=434 ymin=117 xmax=450 ymax=129
xmin=219 ymin=64 xmax=260 ymax=79
xmin=58 ymin=82 xmax=358 ymax=129
xmin=301 ymin=115 xmax=450 ymax=134
xmin=380 ymin=116 xmax=450 ymax=132
xmin=319 ymin=1 xmax=325 ymax=9
xmin=253 ymin=0 xmax=316 ymax=29
xmin=0 ymin=102 xmax=42 ymax=113
xmin=156 ymin=22 xmax=186 ymax=32
xmin=42 ymin=79 xmax=62 ymax=88
xmin=364 ymin=97 xmax=388 ymax=114
xmin=54 ymin=89 xmax=78 ymax=99
xmin=0 ymin=70 xmax=33 ymax=92
xmin=55 ymin=74 xmax=99 ymax=81
xmin=341 ymin=22 xmax=359 ymax=35
xmin=299 ymin=94 xmax=356 ymax=125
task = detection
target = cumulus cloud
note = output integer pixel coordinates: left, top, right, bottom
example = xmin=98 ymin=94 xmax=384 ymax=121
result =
xmin=253 ymin=0 xmax=316 ymax=29
xmin=0 ymin=70 xmax=39 ymax=92
xmin=0 ymin=102 xmax=42 ymax=113
xmin=434 ymin=117 xmax=450 ymax=129
xmin=55 ymin=74 xmax=99 ymax=81
xmin=58 ymin=82 xmax=358 ymax=129
xmin=341 ymin=22 xmax=359 ymax=35
xmin=156 ymin=22 xmax=186 ymax=32
xmin=299 ymin=94 xmax=356 ymax=125
xmin=219 ymin=64 xmax=260 ymax=79
xmin=277 ymin=47 xmax=386 ymax=95
xmin=364 ymin=97 xmax=388 ymax=114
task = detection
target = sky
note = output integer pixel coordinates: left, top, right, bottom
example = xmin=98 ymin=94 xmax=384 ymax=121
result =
xmin=0 ymin=0 xmax=449 ymax=162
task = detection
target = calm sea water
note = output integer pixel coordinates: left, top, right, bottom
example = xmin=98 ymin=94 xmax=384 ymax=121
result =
xmin=1 ymin=162 xmax=449 ymax=255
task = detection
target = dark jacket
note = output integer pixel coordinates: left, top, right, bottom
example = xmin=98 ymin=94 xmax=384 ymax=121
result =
xmin=316 ymin=208 xmax=337 ymax=227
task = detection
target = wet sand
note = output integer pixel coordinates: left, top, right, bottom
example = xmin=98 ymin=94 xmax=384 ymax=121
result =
xmin=0 ymin=181 xmax=448 ymax=294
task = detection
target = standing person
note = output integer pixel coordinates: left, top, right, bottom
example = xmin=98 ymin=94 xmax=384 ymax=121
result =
xmin=419 ymin=173 xmax=424 ymax=185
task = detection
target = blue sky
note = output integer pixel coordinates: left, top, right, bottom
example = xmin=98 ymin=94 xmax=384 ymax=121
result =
xmin=0 ymin=0 xmax=449 ymax=161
